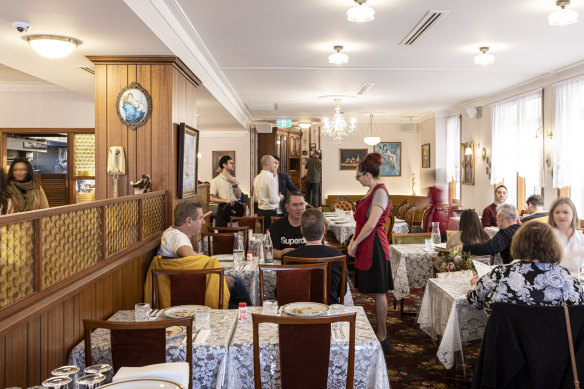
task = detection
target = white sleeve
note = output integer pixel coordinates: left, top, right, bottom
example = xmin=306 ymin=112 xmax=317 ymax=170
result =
xmin=269 ymin=176 xmax=279 ymax=204
xmin=210 ymin=178 xmax=218 ymax=197
xmin=169 ymin=230 xmax=193 ymax=254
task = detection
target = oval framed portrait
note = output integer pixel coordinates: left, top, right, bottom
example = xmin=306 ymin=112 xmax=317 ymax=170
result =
xmin=116 ymin=82 xmax=152 ymax=129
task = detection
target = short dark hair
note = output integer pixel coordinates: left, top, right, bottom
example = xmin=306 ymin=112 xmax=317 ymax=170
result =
xmin=301 ymin=208 xmax=325 ymax=241
xmin=495 ymin=184 xmax=508 ymax=193
xmin=286 ymin=191 xmax=304 ymax=204
xmin=526 ymin=194 xmax=544 ymax=207
xmin=511 ymin=222 xmax=562 ymax=264
xmin=174 ymin=200 xmax=202 ymax=226
xmin=272 ymin=155 xmax=280 ymax=162
xmin=218 ymin=155 xmax=232 ymax=169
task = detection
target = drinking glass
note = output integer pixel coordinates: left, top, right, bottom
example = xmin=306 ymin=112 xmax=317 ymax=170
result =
xmin=51 ymin=365 xmax=79 ymax=389
xmin=329 ymin=304 xmax=345 ymax=331
xmin=262 ymin=300 xmax=278 ymax=315
xmin=76 ymin=374 xmax=104 ymax=389
xmin=134 ymin=303 xmax=150 ymax=321
xmin=431 ymin=222 xmax=441 ymax=244
xmin=196 ymin=307 xmax=211 ymax=331
xmin=233 ymin=232 xmax=245 ymax=263
xmin=41 ymin=376 xmax=71 ymax=389
xmin=83 ymin=364 xmax=111 ymax=388
xmin=424 ymin=238 xmax=434 ymax=252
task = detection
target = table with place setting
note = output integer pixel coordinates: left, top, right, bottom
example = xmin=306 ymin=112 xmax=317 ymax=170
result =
xmin=390 ymin=243 xmax=441 ymax=301
xmin=223 ymin=305 xmax=390 ymax=389
xmin=447 ymin=217 xmax=499 ymax=239
xmin=324 ymin=212 xmax=408 ymax=244
xmin=417 ymin=277 xmax=489 ymax=369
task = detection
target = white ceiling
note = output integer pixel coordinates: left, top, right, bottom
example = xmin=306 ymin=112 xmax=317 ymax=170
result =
xmin=2 ymin=0 xmax=584 ymax=127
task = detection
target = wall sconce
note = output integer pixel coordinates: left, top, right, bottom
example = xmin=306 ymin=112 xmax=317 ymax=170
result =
xmin=481 ymin=147 xmax=487 ymax=161
xmin=535 ymin=127 xmax=553 ymax=139
xmin=464 ymin=141 xmax=480 ymax=156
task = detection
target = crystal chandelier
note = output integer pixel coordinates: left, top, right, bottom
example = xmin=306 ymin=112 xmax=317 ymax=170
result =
xmin=347 ymin=0 xmax=375 ymax=23
xmin=548 ymin=0 xmax=578 ymax=25
xmin=322 ymin=100 xmax=356 ymax=145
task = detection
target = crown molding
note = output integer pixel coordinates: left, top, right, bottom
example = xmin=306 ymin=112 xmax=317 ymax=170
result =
xmin=0 ymin=83 xmax=70 ymax=92
xmin=124 ymin=0 xmax=251 ymax=129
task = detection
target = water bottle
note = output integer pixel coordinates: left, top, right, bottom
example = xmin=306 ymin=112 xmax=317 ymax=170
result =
xmin=233 ymin=232 xmax=245 ymax=263
xmin=264 ymin=230 xmax=274 ymax=264
xmin=431 ymin=222 xmax=441 ymax=244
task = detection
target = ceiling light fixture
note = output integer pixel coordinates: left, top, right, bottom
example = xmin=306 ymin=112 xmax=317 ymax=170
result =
xmin=328 ymin=45 xmax=349 ymax=65
xmin=347 ymin=0 xmax=375 ymax=23
xmin=363 ymin=114 xmax=380 ymax=146
xmin=26 ymin=35 xmax=80 ymax=58
xmin=474 ymin=46 xmax=494 ymax=65
xmin=298 ymin=122 xmax=312 ymax=129
xmin=548 ymin=0 xmax=578 ymax=25
xmin=322 ymin=99 xmax=356 ymax=145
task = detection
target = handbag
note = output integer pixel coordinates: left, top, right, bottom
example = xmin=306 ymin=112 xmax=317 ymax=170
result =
xmin=564 ymin=306 xmax=581 ymax=389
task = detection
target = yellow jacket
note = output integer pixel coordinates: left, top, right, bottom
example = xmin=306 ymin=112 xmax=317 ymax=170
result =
xmin=144 ymin=255 xmax=230 ymax=309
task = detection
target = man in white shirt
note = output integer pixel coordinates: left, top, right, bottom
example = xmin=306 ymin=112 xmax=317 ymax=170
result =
xmin=253 ymin=155 xmax=283 ymax=231
xmin=210 ymin=155 xmax=242 ymax=227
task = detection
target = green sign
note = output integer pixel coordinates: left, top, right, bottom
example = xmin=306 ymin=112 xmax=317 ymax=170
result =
xmin=276 ymin=119 xmax=291 ymax=128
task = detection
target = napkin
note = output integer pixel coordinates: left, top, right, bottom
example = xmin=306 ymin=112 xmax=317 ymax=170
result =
xmin=112 ymin=362 xmax=188 ymax=388
xmin=193 ymin=329 xmax=211 ymax=344
xmin=472 ymin=260 xmax=494 ymax=278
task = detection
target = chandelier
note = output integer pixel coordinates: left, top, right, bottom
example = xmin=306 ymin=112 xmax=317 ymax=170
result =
xmin=322 ymin=100 xmax=356 ymax=145
xmin=548 ymin=0 xmax=578 ymax=25
xmin=363 ymin=114 xmax=380 ymax=146
xmin=474 ymin=47 xmax=494 ymax=65
xmin=347 ymin=0 xmax=375 ymax=23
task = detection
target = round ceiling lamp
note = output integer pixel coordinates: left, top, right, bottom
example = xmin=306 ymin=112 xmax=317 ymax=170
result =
xmin=474 ymin=47 xmax=494 ymax=65
xmin=328 ymin=45 xmax=349 ymax=64
xmin=347 ymin=0 xmax=375 ymax=23
xmin=298 ymin=122 xmax=312 ymax=129
xmin=26 ymin=35 xmax=80 ymax=59
xmin=548 ymin=0 xmax=578 ymax=25
xmin=363 ymin=114 xmax=380 ymax=146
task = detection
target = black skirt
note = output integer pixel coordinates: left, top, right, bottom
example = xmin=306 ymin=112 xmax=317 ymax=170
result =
xmin=355 ymin=232 xmax=394 ymax=294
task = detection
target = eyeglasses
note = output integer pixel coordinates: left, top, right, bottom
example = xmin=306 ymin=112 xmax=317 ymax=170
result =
xmin=355 ymin=173 xmax=364 ymax=180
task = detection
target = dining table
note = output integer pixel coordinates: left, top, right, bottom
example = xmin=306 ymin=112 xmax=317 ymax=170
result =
xmin=447 ymin=217 xmax=499 ymax=239
xmin=68 ymin=309 xmax=239 ymax=389
xmin=324 ymin=212 xmax=408 ymax=244
xmin=390 ymin=243 xmax=440 ymax=301
xmin=417 ymin=277 xmax=488 ymax=370
xmin=223 ymin=306 xmax=390 ymax=389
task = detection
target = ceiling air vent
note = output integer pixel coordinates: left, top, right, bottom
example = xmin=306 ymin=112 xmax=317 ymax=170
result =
xmin=399 ymin=10 xmax=449 ymax=46
xmin=78 ymin=66 xmax=95 ymax=75
xmin=356 ymin=83 xmax=375 ymax=95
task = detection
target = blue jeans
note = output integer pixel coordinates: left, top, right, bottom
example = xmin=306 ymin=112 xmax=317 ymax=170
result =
xmin=228 ymin=275 xmax=253 ymax=309
xmin=306 ymin=182 xmax=320 ymax=207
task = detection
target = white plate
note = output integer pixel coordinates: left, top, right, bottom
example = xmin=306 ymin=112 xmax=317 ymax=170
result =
xmin=162 ymin=305 xmax=206 ymax=319
xmin=165 ymin=326 xmax=184 ymax=339
xmin=101 ymin=379 xmax=183 ymax=389
xmin=213 ymin=254 xmax=233 ymax=261
xmin=282 ymin=302 xmax=329 ymax=317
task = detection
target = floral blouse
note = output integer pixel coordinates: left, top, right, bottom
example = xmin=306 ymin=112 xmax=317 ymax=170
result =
xmin=467 ymin=260 xmax=584 ymax=316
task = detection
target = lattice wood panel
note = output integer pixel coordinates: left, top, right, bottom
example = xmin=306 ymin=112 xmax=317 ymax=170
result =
xmin=0 ymin=221 xmax=34 ymax=308
xmin=193 ymin=185 xmax=209 ymax=212
xmin=106 ymin=200 xmax=139 ymax=256
xmin=143 ymin=195 xmax=165 ymax=238
xmin=42 ymin=208 xmax=102 ymax=288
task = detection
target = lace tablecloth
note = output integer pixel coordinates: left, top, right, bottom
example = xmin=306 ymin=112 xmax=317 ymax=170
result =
xmin=390 ymin=244 xmax=437 ymax=301
xmin=326 ymin=216 xmax=408 ymax=243
xmin=447 ymin=218 xmax=499 ymax=239
xmin=68 ymin=309 xmax=238 ymax=389
xmin=417 ymin=278 xmax=488 ymax=369
xmin=223 ymin=306 xmax=390 ymax=389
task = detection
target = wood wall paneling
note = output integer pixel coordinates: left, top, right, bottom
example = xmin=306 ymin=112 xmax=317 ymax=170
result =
xmin=127 ymin=64 xmax=138 ymax=190
xmin=137 ymin=65 xmax=152 ymax=185
xmin=5 ymin=324 xmax=27 ymax=388
xmin=95 ymin=64 xmax=108 ymax=200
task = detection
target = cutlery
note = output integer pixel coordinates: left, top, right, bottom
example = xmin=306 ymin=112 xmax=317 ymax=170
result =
xmin=149 ymin=309 xmax=160 ymax=319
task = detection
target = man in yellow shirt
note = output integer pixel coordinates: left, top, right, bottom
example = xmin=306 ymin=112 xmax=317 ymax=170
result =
xmin=522 ymin=194 xmax=548 ymax=224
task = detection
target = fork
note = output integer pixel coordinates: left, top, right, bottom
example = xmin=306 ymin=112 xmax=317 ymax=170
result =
xmin=150 ymin=309 xmax=160 ymax=319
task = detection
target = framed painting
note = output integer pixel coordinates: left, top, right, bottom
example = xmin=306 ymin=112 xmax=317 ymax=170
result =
xmin=339 ymin=148 xmax=368 ymax=170
xmin=177 ymin=122 xmax=199 ymax=199
xmin=461 ymin=142 xmax=475 ymax=185
xmin=115 ymin=82 xmax=152 ymax=129
xmin=421 ymin=143 xmax=431 ymax=168
xmin=374 ymin=142 xmax=401 ymax=176
xmin=212 ymin=150 xmax=235 ymax=178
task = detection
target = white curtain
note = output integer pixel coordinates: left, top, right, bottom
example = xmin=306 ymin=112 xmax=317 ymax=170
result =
xmin=446 ymin=116 xmax=460 ymax=183
xmin=491 ymin=91 xmax=543 ymax=206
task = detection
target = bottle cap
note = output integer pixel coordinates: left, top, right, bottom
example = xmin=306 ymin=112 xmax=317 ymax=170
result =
xmin=239 ymin=302 xmax=247 ymax=308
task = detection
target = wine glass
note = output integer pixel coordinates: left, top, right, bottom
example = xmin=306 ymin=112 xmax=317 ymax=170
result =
xmin=84 ymin=364 xmax=111 ymax=388
xmin=41 ymin=375 xmax=72 ymax=389
xmin=51 ymin=366 xmax=79 ymax=389
xmin=76 ymin=374 xmax=105 ymax=389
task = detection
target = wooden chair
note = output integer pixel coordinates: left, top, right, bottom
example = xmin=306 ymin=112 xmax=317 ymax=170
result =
xmin=446 ymin=230 xmax=457 ymax=242
xmin=396 ymin=199 xmax=410 ymax=220
xmin=209 ymin=227 xmax=249 ymax=253
xmin=283 ymin=255 xmax=347 ymax=305
xmin=392 ymin=232 xmax=431 ymax=244
xmin=252 ymin=312 xmax=356 ymax=389
xmin=421 ymin=204 xmax=433 ymax=232
xmin=258 ymin=263 xmax=328 ymax=305
xmin=83 ymin=317 xmax=193 ymax=389
xmin=200 ymin=232 xmax=237 ymax=255
xmin=384 ymin=214 xmax=395 ymax=245
xmin=405 ymin=202 xmax=418 ymax=232
xmin=151 ymin=268 xmax=225 ymax=309
xmin=330 ymin=195 xmax=355 ymax=212
xmin=270 ymin=216 xmax=282 ymax=223
xmin=230 ymin=216 xmax=265 ymax=233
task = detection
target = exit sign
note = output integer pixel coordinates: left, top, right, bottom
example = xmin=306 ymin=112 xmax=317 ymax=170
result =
xmin=277 ymin=119 xmax=291 ymax=128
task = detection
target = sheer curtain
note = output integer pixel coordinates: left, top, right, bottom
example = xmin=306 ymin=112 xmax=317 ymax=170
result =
xmin=554 ymin=78 xmax=584 ymax=215
xmin=491 ymin=91 xmax=542 ymax=207
xmin=446 ymin=116 xmax=461 ymax=200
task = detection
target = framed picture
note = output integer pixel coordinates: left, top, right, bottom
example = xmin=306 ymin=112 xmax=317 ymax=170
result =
xmin=461 ymin=142 xmax=475 ymax=185
xmin=339 ymin=148 xmax=368 ymax=170
xmin=212 ymin=151 xmax=235 ymax=178
xmin=421 ymin=143 xmax=431 ymax=168
xmin=115 ymin=82 xmax=152 ymax=129
xmin=374 ymin=142 xmax=401 ymax=176
xmin=177 ymin=123 xmax=199 ymax=199
xmin=310 ymin=143 xmax=316 ymax=152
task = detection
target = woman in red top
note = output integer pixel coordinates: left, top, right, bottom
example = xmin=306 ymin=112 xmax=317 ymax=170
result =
xmin=347 ymin=153 xmax=392 ymax=352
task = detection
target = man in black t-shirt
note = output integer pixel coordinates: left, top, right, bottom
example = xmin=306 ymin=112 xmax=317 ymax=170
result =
xmin=270 ymin=191 xmax=306 ymax=259
xmin=283 ymin=208 xmax=347 ymax=304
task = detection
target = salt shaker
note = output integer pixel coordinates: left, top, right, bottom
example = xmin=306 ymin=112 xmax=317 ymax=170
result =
xmin=238 ymin=302 xmax=248 ymax=323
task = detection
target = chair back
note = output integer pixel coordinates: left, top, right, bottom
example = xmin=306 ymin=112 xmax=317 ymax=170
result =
xmin=252 ymin=312 xmax=356 ymax=389
xmin=258 ymin=263 xmax=328 ymax=305
xmin=392 ymin=232 xmax=431 ymax=244
xmin=200 ymin=232 xmax=237 ymax=255
xmin=283 ymin=256 xmax=347 ymax=305
xmin=230 ymin=216 xmax=265 ymax=233
xmin=209 ymin=228 xmax=249 ymax=253
xmin=330 ymin=195 xmax=355 ymax=212
xmin=446 ymin=230 xmax=457 ymax=242
xmin=405 ymin=202 xmax=418 ymax=232
xmin=83 ymin=317 xmax=193 ymax=388
xmin=151 ymin=268 xmax=225 ymax=309
xmin=396 ymin=199 xmax=410 ymax=220
xmin=421 ymin=204 xmax=433 ymax=232
xmin=384 ymin=214 xmax=395 ymax=243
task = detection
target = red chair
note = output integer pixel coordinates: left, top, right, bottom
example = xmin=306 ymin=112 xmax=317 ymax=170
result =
xmin=230 ymin=216 xmax=265 ymax=233
xmin=258 ymin=263 xmax=328 ymax=305
xmin=151 ymin=268 xmax=225 ymax=309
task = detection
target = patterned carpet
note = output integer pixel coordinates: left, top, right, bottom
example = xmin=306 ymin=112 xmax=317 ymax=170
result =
xmin=350 ymin=284 xmax=482 ymax=388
